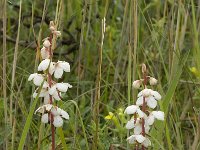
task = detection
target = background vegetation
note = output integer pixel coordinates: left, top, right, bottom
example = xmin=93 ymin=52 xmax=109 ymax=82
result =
xmin=0 ymin=0 xmax=200 ymax=149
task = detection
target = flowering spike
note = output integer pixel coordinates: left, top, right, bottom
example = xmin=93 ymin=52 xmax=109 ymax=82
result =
xmin=124 ymin=64 xmax=164 ymax=148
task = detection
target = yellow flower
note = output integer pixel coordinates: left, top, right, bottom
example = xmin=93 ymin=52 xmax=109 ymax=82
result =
xmin=105 ymin=112 xmax=114 ymax=120
xmin=190 ymin=67 xmax=200 ymax=78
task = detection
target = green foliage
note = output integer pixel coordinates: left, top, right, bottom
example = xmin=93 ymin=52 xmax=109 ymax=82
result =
xmin=0 ymin=0 xmax=200 ymax=149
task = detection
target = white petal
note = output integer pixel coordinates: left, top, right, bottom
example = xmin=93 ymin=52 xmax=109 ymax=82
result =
xmin=44 ymin=94 xmax=49 ymax=104
xmin=142 ymin=138 xmax=151 ymax=147
xmin=41 ymin=113 xmax=49 ymax=123
xmin=136 ymin=109 xmax=145 ymax=118
xmin=58 ymin=61 xmax=70 ymax=72
xmin=142 ymin=89 xmax=152 ymax=97
xmin=60 ymin=110 xmax=69 ymax=120
xmin=49 ymin=85 xmax=57 ymax=95
xmin=125 ymin=119 xmax=135 ymax=129
xmin=33 ymin=74 xmax=44 ymax=86
xmin=51 ymin=107 xmax=60 ymax=116
xmin=28 ymin=73 xmax=36 ymax=81
xmin=124 ymin=105 xmax=138 ymax=115
xmin=54 ymin=67 xmax=64 ymax=79
xmin=134 ymin=123 xmax=142 ymax=135
xmin=45 ymin=104 xmax=53 ymax=111
xmin=138 ymin=90 xmax=143 ymax=97
xmin=41 ymin=47 xmax=49 ymax=59
xmin=53 ymin=116 xmax=63 ymax=127
xmin=127 ymin=135 xmax=136 ymax=144
xmin=146 ymin=114 xmax=155 ymax=125
xmin=52 ymin=91 xmax=61 ymax=100
xmin=43 ymin=81 xmax=49 ymax=88
xmin=33 ymin=91 xmax=37 ymax=98
xmin=136 ymin=96 xmax=144 ymax=106
xmin=152 ymin=111 xmax=164 ymax=121
xmin=146 ymin=96 xmax=157 ymax=109
xmin=38 ymin=59 xmax=50 ymax=71
xmin=151 ymin=91 xmax=161 ymax=100
xmin=135 ymin=135 xmax=146 ymax=143
xmin=49 ymin=62 xmax=55 ymax=75
xmin=56 ymin=83 xmax=72 ymax=92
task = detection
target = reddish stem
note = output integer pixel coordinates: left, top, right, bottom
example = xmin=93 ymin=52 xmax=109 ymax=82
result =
xmin=141 ymin=67 xmax=147 ymax=150
xmin=48 ymin=33 xmax=55 ymax=150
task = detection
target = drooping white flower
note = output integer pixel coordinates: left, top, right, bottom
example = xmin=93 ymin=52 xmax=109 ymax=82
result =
xmin=28 ymin=73 xmax=47 ymax=86
xmin=127 ymin=134 xmax=146 ymax=144
xmin=132 ymin=80 xmax=142 ymax=89
xmin=33 ymin=85 xmax=61 ymax=104
xmin=49 ymin=82 xmax=72 ymax=95
xmin=43 ymin=39 xmax=51 ymax=48
xmin=38 ymin=59 xmax=51 ymax=71
xmin=125 ymin=118 xmax=150 ymax=134
xmin=149 ymin=77 xmax=158 ymax=85
xmin=124 ymin=105 xmax=146 ymax=118
xmin=136 ymin=89 xmax=161 ymax=109
xmin=41 ymin=47 xmax=50 ymax=59
xmin=146 ymin=111 xmax=164 ymax=125
xmin=49 ymin=61 xmax=70 ymax=79
xmin=127 ymin=135 xmax=151 ymax=147
xmin=35 ymin=104 xmax=69 ymax=127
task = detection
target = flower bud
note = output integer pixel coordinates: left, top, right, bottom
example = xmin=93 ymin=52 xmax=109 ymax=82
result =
xmin=132 ymin=80 xmax=142 ymax=89
xmin=149 ymin=77 xmax=157 ymax=85
xmin=49 ymin=26 xmax=56 ymax=32
xmin=43 ymin=39 xmax=51 ymax=48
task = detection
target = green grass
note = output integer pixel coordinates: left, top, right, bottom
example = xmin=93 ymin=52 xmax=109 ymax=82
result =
xmin=0 ymin=0 xmax=200 ymax=149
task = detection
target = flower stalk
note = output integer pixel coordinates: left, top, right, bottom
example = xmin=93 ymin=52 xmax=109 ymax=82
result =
xmin=125 ymin=64 xmax=164 ymax=149
xmin=28 ymin=21 xmax=71 ymax=150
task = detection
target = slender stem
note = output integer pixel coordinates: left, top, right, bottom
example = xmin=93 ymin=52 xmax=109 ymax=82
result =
xmin=142 ymin=66 xmax=147 ymax=150
xmin=48 ymin=33 xmax=55 ymax=150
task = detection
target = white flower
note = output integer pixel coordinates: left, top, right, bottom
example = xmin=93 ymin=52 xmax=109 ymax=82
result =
xmin=49 ymin=61 xmax=70 ymax=79
xmin=149 ymin=77 xmax=158 ymax=85
xmin=33 ymin=85 xmax=61 ymax=104
xmin=35 ymin=104 xmax=53 ymax=114
xmin=124 ymin=105 xmax=146 ymax=118
xmin=41 ymin=47 xmax=50 ymax=59
xmin=49 ymin=82 xmax=72 ymax=94
xmin=28 ymin=73 xmax=46 ymax=86
xmin=127 ymin=135 xmax=151 ymax=147
xmin=146 ymin=111 xmax=164 ymax=125
xmin=43 ymin=39 xmax=51 ymax=48
xmin=38 ymin=59 xmax=51 ymax=71
xmin=35 ymin=105 xmax=69 ymax=127
xmin=53 ymin=115 xmax=63 ymax=127
xmin=132 ymin=80 xmax=142 ymax=89
xmin=136 ymin=89 xmax=161 ymax=109
xmin=126 ymin=118 xmax=150 ymax=134
xmin=127 ymin=134 xmax=146 ymax=144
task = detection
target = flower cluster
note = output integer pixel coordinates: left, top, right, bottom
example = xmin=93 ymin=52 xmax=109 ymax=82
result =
xmin=28 ymin=21 xmax=71 ymax=128
xmin=124 ymin=64 xmax=164 ymax=148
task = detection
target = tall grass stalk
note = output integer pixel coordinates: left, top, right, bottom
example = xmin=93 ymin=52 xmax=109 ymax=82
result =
xmin=10 ymin=0 xmax=22 ymax=127
xmin=2 ymin=0 xmax=8 ymax=149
